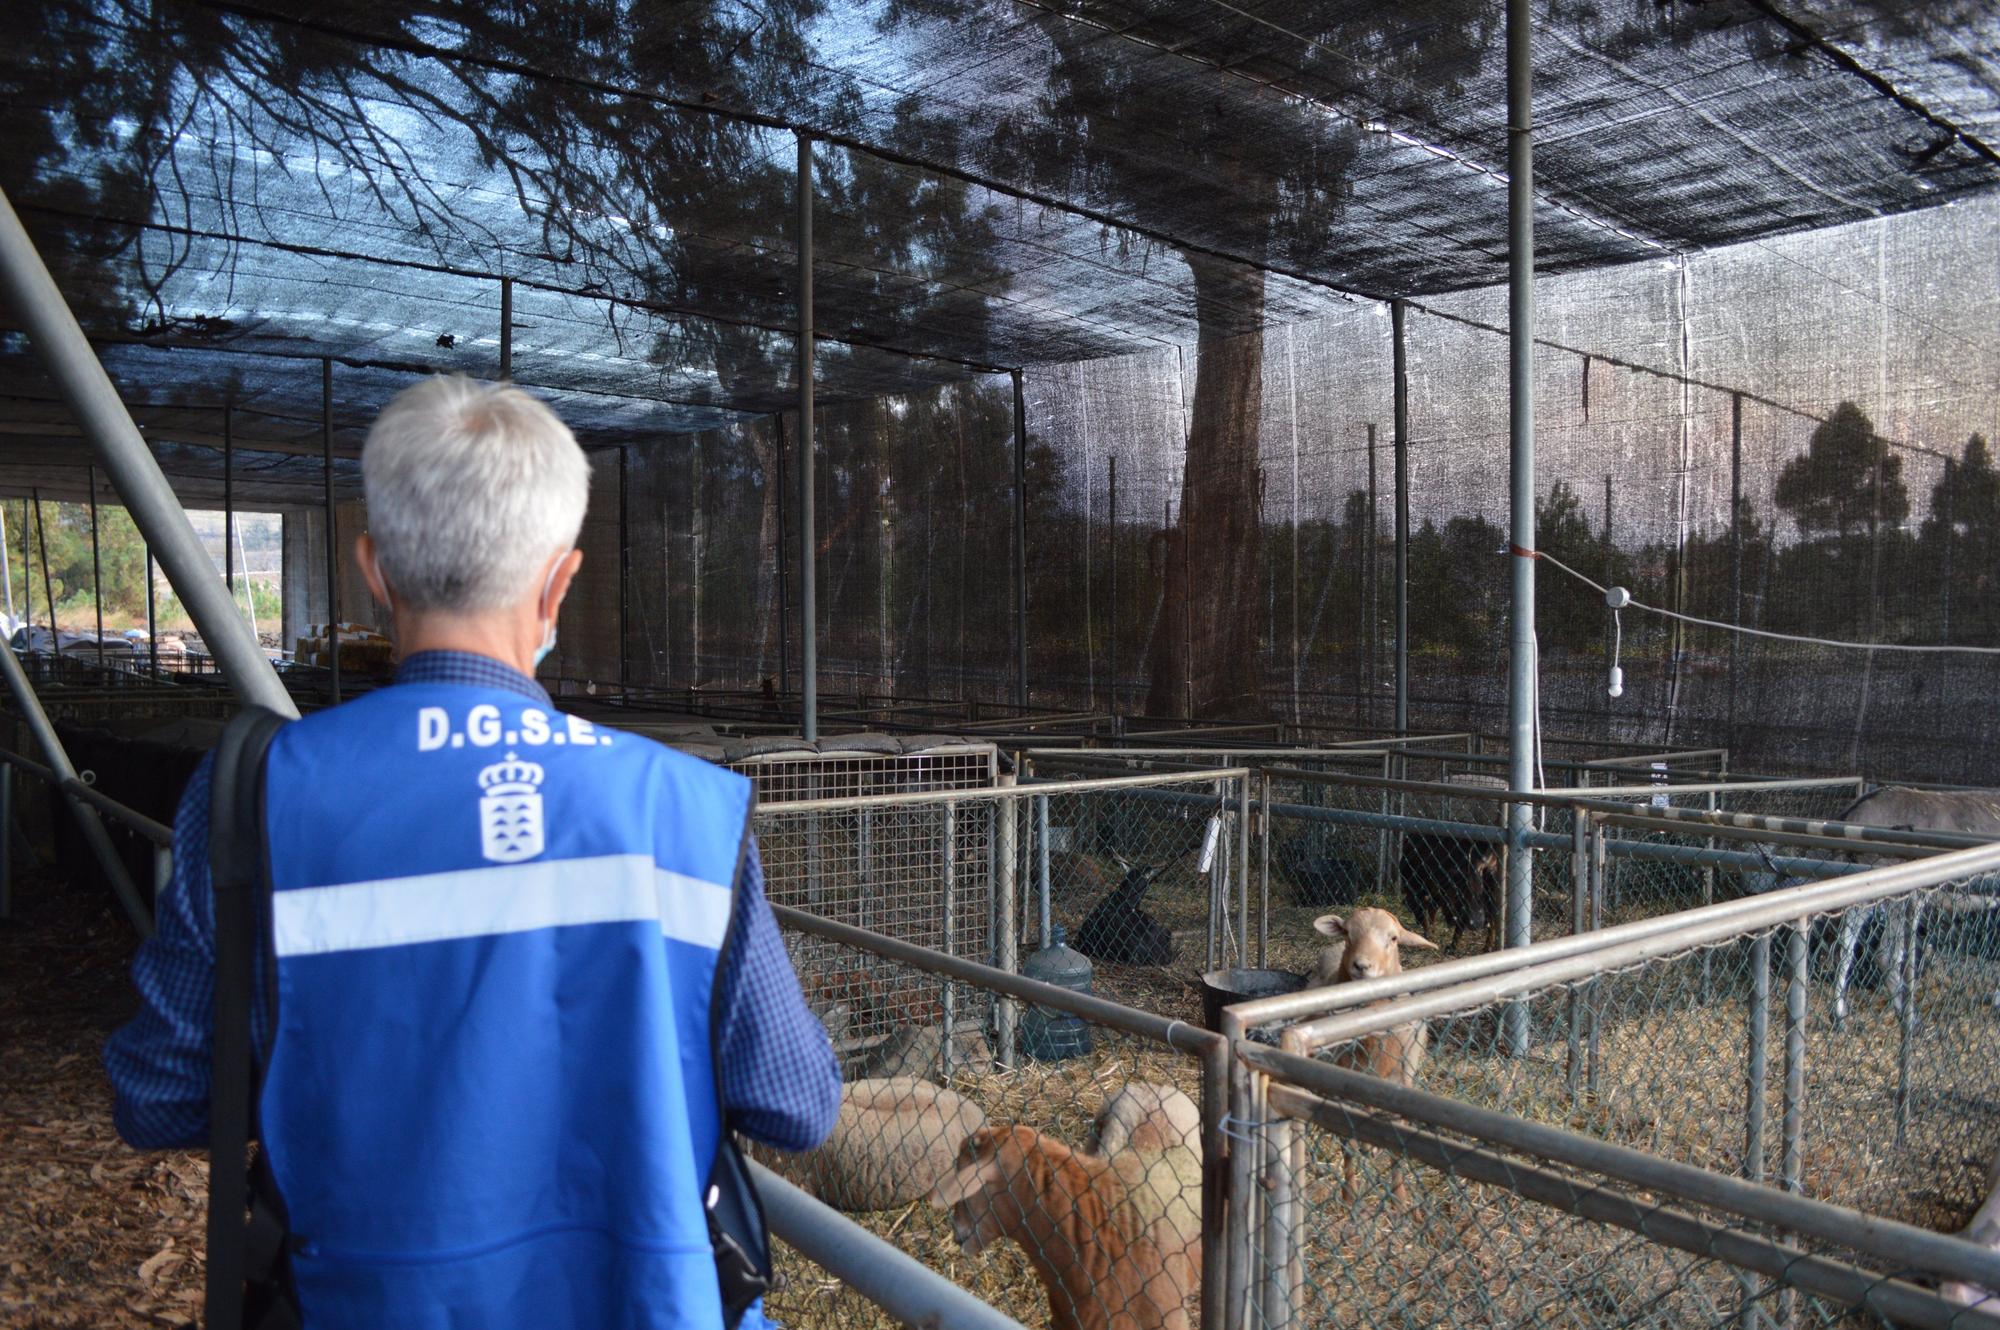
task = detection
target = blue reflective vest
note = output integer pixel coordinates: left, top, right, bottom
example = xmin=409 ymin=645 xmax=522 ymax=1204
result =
xmin=257 ymin=682 xmax=753 ymax=1329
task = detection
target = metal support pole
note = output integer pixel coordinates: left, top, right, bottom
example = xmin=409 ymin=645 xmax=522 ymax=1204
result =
xmin=1566 ymin=810 xmax=1587 ymax=1100
xmin=1588 ymin=819 xmax=1606 ymax=1097
xmin=1258 ymin=770 xmax=1271 ymax=966
xmin=1703 ymin=789 xmax=1717 ymax=1001
xmin=33 ymin=490 xmax=54 ymax=641
xmin=20 ymin=498 xmax=31 ymax=639
xmin=1393 ymin=299 xmax=1411 ymax=738
xmin=796 ymin=133 xmax=817 ymax=742
xmin=87 ymin=466 xmax=103 ymax=673
xmin=223 ymin=400 xmax=234 ymax=594
xmin=774 ymin=414 xmax=790 ymax=697
xmin=0 ymin=632 xmax=151 ymax=934
xmin=1366 ymin=421 xmax=1379 ymax=727
xmin=1107 ymin=453 xmax=1117 ymax=717
xmin=145 ymin=547 xmax=157 ymax=676
xmin=1035 ymin=793 xmax=1051 ymax=947
xmin=995 ymin=777 xmax=1018 ymax=1064
xmin=1198 ymin=1040 xmax=1229 ymax=1330
xmin=618 ymin=446 xmax=629 ymax=685
xmin=1237 ymin=773 xmax=1250 ymax=969
xmin=499 ymin=276 xmax=513 ymax=380
xmin=1223 ymin=1051 xmax=1256 ymax=1329
xmin=322 ymin=359 xmax=341 ymax=705
xmin=1503 ymin=0 xmax=1537 ymax=1056
xmin=748 ymin=1162 xmax=1024 ymax=1330
xmin=0 ymin=186 xmax=293 ymax=715
xmin=1260 ymin=1092 xmax=1299 ymax=1330
xmin=1747 ymin=932 xmax=1770 ymax=1186
xmin=940 ymin=801 xmax=956 ymax=1078
xmin=1729 ymin=392 xmax=1743 ymax=749
xmin=1012 ymin=368 xmax=1029 ymax=711
xmin=1780 ymin=920 xmax=1808 ymax=1330
xmin=1895 ymin=896 xmax=1917 ymax=1147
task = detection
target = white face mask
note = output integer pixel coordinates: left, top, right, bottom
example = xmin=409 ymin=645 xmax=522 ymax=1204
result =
xmin=532 ymin=558 xmax=562 ymax=670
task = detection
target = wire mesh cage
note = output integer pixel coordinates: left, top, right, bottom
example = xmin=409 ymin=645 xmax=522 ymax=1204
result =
xmin=756 ymin=909 xmax=1218 ymax=1330
xmin=1245 ymin=848 xmax=2000 ymax=1330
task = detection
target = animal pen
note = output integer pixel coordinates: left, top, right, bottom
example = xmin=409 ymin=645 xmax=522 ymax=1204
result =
xmin=7 ymin=0 xmax=2000 ymax=1327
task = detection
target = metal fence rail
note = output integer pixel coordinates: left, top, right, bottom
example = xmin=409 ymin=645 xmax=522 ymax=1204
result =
xmin=1231 ymin=842 xmax=2000 ymax=1330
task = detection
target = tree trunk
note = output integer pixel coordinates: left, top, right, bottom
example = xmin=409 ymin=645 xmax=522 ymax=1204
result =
xmin=1147 ymin=254 xmax=1267 ymax=720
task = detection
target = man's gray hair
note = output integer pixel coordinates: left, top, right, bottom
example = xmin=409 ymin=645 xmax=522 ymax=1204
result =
xmin=362 ymin=376 xmax=591 ymax=612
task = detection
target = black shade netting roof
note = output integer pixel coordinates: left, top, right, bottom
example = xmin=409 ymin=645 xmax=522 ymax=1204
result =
xmin=0 ymin=0 xmax=1997 ymax=474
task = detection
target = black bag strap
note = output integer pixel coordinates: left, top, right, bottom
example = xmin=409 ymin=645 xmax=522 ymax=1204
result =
xmin=205 ymin=706 xmax=292 ymax=1330
xmin=705 ymin=802 xmax=772 ymax=1330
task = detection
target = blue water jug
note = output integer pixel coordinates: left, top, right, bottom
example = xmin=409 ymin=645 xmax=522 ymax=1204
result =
xmin=1020 ymin=925 xmax=1094 ymax=1061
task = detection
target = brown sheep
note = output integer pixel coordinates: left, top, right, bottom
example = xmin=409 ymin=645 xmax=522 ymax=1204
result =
xmin=930 ymin=1124 xmax=1194 ymax=1330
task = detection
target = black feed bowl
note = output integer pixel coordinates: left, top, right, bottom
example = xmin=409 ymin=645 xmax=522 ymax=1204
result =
xmin=1201 ymin=967 xmax=1307 ymax=1043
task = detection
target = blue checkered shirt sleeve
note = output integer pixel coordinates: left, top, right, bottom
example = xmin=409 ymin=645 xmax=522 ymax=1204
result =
xmin=104 ymin=753 xmax=840 ymax=1154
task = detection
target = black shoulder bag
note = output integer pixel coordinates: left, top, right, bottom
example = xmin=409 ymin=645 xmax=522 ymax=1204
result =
xmin=204 ymin=705 xmax=298 ymax=1330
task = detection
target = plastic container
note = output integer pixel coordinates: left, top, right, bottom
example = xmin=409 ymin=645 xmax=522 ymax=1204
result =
xmin=1019 ymin=925 xmax=1095 ymax=1062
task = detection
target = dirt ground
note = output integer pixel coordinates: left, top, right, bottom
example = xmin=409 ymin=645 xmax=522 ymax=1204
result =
xmin=1 ymin=875 xmax=207 ymax=1329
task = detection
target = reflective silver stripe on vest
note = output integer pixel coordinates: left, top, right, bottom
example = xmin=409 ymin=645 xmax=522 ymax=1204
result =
xmin=271 ymin=853 xmax=733 ymax=957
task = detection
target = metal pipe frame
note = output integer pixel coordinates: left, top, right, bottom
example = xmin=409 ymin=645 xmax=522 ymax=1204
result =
xmin=0 ymin=637 xmax=153 ymax=934
xmin=749 ymin=1161 xmax=1028 ymax=1330
xmin=1244 ymin=1044 xmax=2000 ymax=1298
xmin=1503 ymin=0 xmax=1538 ymax=1059
xmin=762 ymin=765 xmax=1251 ymax=817
xmin=499 ymin=276 xmax=514 ymax=380
xmin=0 ymin=186 xmax=294 ymax=716
xmin=85 ymin=466 xmax=103 ymax=674
xmin=1262 ymin=761 xmax=1854 ymax=810
xmin=770 ymin=902 xmax=1221 ymax=1055
xmin=1260 ymin=1081 xmax=2000 ymax=1330
xmin=1231 ymin=838 xmax=2000 ymax=1044
xmin=1012 ymin=368 xmax=1029 ymax=712
xmin=1281 ymin=840 xmax=2000 ymax=1054
xmin=1252 ymin=794 xmax=1873 ymax=882
xmin=33 ymin=490 xmax=53 ymax=637
xmin=0 ymin=744 xmax=171 ymax=844
xmin=993 ymin=768 xmax=1018 ymax=1067
xmin=1392 ymin=298 xmax=1410 ymax=738
xmin=322 ymin=358 xmax=341 ymax=705
xmin=795 ymin=133 xmax=818 ymax=741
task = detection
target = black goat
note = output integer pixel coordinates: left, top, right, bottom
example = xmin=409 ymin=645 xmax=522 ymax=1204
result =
xmin=1073 ymin=857 xmax=1175 ymax=967
xmin=1398 ymin=833 xmax=1502 ymax=952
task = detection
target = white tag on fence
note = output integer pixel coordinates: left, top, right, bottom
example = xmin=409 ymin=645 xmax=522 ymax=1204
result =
xmin=1198 ymin=814 xmax=1223 ymax=873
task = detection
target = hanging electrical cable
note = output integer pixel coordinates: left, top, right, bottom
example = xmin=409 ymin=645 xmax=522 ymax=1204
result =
xmin=1530 ymin=547 xmax=2000 ymax=660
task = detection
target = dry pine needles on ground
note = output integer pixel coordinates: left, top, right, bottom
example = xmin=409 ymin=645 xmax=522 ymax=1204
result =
xmin=1 ymin=875 xmax=207 ymax=1329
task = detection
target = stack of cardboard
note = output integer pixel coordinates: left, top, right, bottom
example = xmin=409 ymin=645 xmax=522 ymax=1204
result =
xmin=294 ymin=623 xmax=394 ymax=676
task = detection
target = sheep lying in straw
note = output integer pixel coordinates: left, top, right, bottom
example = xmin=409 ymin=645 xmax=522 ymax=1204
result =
xmin=930 ymin=1083 xmax=1203 ymax=1330
xmin=766 ymin=1076 xmax=986 ymax=1212
xmin=1310 ymin=906 xmax=1438 ymax=1202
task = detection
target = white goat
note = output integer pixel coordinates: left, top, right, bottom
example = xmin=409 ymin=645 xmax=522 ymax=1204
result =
xmin=1827 ymin=787 xmax=2000 ymax=1028
xmin=1311 ymin=907 xmax=1438 ymax=1201
xmin=1941 ymin=1147 xmax=2000 ymax=1310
